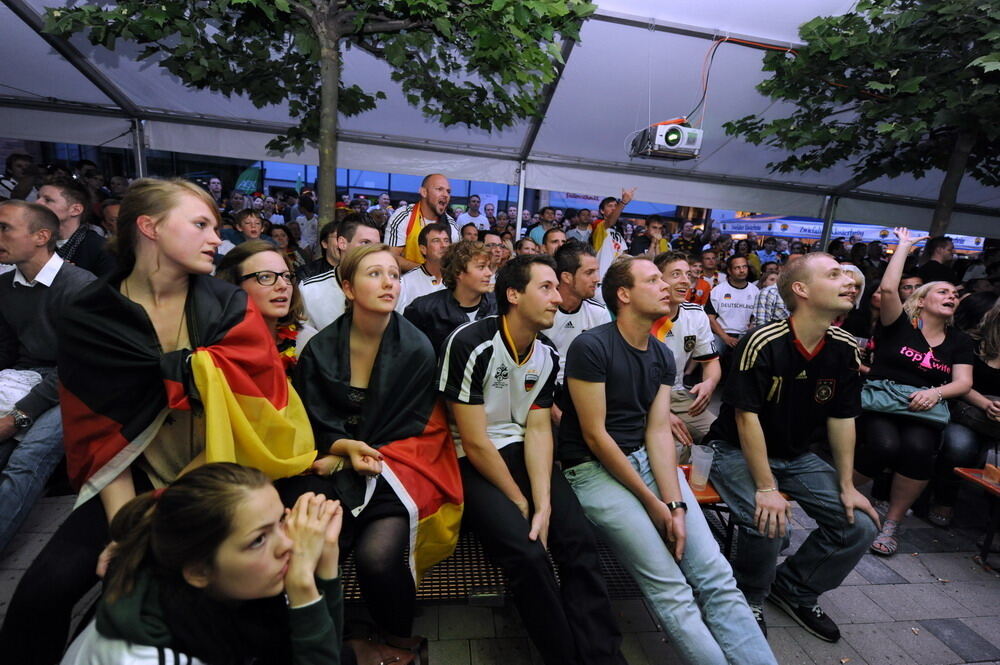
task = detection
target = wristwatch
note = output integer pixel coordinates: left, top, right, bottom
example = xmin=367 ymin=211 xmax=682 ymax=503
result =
xmin=10 ymin=409 xmax=33 ymax=430
xmin=665 ymin=501 xmax=688 ymax=512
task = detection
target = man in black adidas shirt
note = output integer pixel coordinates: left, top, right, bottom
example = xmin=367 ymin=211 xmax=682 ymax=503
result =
xmin=706 ymin=252 xmax=879 ymax=643
xmin=439 ymin=255 xmax=626 ymax=665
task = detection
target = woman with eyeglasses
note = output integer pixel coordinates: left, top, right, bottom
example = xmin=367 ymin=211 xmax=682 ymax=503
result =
xmin=217 ymin=239 xmax=316 ymax=369
xmin=0 ymin=178 xmax=316 ymax=664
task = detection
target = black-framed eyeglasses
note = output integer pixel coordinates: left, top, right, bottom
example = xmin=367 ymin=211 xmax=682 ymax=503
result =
xmin=239 ymin=270 xmax=294 ymax=286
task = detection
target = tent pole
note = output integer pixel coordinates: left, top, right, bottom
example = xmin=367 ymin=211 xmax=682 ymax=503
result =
xmin=131 ymin=118 xmax=148 ymax=178
xmin=515 ymin=161 xmax=527 ymax=239
xmin=818 ymin=194 xmax=838 ymax=252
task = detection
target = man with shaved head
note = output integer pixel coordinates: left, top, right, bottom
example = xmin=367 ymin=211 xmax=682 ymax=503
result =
xmin=386 ymin=173 xmax=460 ymax=272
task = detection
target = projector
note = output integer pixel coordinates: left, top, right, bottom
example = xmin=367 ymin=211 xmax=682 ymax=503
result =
xmin=629 ymin=122 xmax=703 ymax=160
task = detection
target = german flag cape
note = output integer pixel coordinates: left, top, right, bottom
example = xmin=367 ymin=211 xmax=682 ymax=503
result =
xmin=59 ymin=276 xmax=316 ymax=507
xmin=294 ymin=312 xmax=462 ymax=582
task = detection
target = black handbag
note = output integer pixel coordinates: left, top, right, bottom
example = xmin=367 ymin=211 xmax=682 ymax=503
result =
xmin=950 ymin=396 xmax=1000 ymax=440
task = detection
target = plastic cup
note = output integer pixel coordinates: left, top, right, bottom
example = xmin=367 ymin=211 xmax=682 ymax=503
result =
xmin=689 ymin=445 xmax=714 ymax=491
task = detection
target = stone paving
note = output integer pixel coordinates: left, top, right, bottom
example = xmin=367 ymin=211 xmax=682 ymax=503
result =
xmin=3 ymin=487 xmax=999 ymax=665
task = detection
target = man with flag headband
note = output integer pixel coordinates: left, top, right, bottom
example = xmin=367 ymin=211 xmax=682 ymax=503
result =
xmin=590 ymin=187 xmax=634 ymax=303
xmin=0 ymin=177 xmax=317 ymax=664
xmin=385 ymin=173 xmax=460 ymax=273
xmin=440 ymin=254 xmax=627 ymax=665
xmin=651 ymin=251 xmax=721 ymax=459
xmin=293 ymin=243 xmax=462 ymax=661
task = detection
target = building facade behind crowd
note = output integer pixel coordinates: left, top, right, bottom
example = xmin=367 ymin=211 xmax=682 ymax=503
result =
xmin=2 ymin=159 xmax=1000 ymax=664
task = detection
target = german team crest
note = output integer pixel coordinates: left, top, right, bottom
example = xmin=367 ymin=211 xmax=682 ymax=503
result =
xmin=524 ymin=369 xmax=540 ymax=391
xmin=815 ymin=379 xmax=835 ymax=404
xmin=683 ymin=335 xmax=696 ymax=352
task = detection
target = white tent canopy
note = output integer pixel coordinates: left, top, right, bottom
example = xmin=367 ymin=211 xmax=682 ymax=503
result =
xmin=2 ymin=0 xmax=997 ymax=235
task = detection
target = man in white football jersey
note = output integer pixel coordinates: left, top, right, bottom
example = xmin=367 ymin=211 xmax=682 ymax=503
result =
xmin=706 ymin=255 xmax=759 ymax=377
xmin=398 ymin=222 xmax=450 ymax=310
xmin=652 ymin=251 xmax=721 ymax=459
xmin=439 ymin=255 xmax=627 ymax=665
xmin=543 ymin=241 xmax=611 ymax=423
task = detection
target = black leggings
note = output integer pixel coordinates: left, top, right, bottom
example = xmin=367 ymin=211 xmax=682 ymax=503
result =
xmin=276 ymin=474 xmax=415 ymax=638
xmin=0 ymin=471 xmax=153 ymax=665
xmin=856 ymin=412 xmax=942 ymax=481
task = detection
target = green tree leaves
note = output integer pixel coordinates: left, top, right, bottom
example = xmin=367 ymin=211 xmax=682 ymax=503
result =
xmin=724 ymin=0 xmax=999 ymax=192
xmin=43 ymin=0 xmax=593 ymax=150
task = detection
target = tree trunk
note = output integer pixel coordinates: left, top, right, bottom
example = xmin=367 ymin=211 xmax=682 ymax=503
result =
xmin=317 ymin=37 xmax=341 ymax=229
xmin=929 ymin=130 xmax=975 ymax=237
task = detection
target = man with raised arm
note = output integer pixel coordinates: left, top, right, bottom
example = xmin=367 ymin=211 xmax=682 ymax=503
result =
xmin=705 ymin=252 xmax=879 ymax=642
xmin=559 ymin=254 xmax=775 ymax=664
xmin=385 ymin=173 xmax=459 ymax=272
xmin=591 ymin=188 xmax=635 ymax=303
xmin=439 ymin=255 xmax=626 ymax=665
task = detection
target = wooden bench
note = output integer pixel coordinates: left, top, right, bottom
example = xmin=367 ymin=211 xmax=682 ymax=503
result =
xmin=342 ymin=465 xmax=743 ymax=603
xmin=953 ymin=467 xmax=1000 ymax=566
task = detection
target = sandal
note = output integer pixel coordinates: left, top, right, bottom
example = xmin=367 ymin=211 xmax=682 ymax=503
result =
xmin=872 ymin=499 xmax=890 ymax=517
xmin=871 ymin=519 xmax=901 ymax=556
xmin=926 ymin=505 xmax=953 ymax=528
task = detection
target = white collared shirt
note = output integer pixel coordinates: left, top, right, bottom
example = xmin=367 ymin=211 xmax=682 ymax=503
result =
xmin=12 ymin=252 xmax=64 ymax=288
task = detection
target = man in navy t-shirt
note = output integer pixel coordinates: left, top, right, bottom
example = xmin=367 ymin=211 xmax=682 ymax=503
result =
xmin=559 ymin=255 xmax=776 ymax=665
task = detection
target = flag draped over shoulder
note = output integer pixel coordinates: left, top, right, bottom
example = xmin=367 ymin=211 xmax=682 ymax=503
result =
xmin=59 ymin=275 xmax=316 ymax=506
xmin=650 ymin=315 xmax=674 ymax=342
xmin=294 ymin=312 xmax=463 ymax=582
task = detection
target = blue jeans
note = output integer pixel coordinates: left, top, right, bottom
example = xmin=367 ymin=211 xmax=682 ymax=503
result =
xmin=564 ymin=449 xmax=776 ymax=665
xmin=708 ymin=441 xmax=877 ymax=607
xmin=0 ymin=406 xmax=64 ymax=552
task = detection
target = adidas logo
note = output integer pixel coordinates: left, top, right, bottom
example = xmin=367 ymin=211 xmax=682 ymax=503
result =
xmin=565 ymin=321 xmax=574 ymax=329
xmin=796 ymin=370 xmax=807 ymax=379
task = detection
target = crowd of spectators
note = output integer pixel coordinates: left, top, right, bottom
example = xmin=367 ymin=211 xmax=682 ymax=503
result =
xmin=1 ymin=157 xmax=998 ymax=665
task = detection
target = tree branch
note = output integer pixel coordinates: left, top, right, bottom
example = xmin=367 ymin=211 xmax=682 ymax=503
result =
xmin=352 ymin=38 xmax=385 ymax=58
xmin=358 ymin=19 xmax=427 ymax=35
xmin=288 ymin=0 xmax=322 ymax=35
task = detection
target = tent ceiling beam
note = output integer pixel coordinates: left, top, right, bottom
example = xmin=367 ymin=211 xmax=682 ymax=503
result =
xmin=525 ymin=154 xmax=1000 ymax=219
xmin=4 ymin=0 xmax=143 ymax=118
xmin=518 ymin=37 xmax=577 ymax=160
xmin=592 ymin=8 xmax=802 ymax=50
xmin=0 ymin=95 xmax=523 ymax=161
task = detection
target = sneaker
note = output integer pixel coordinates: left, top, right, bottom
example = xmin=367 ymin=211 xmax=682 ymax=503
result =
xmin=749 ymin=603 xmax=767 ymax=637
xmin=768 ymin=589 xmax=840 ymax=642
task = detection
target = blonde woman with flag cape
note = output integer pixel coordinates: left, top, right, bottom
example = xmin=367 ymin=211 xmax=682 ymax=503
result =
xmin=292 ymin=243 xmax=462 ymax=665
